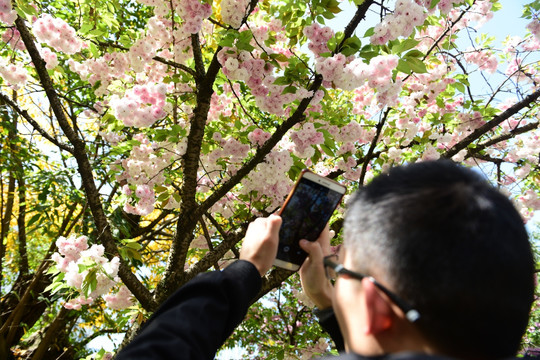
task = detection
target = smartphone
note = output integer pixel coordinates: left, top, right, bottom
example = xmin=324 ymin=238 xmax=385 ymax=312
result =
xmin=274 ymin=170 xmax=346 ymax=271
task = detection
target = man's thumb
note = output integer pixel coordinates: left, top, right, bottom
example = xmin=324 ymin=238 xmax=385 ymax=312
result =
xmin=300 ymin=239 xmax=322 ymax=260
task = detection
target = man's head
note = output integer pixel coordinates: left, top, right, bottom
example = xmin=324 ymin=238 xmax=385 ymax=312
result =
xmin=339 ymin=160 xmax=535 ymax=358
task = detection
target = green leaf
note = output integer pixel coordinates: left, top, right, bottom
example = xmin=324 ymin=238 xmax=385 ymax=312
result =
xmin=282 ymin=85 xmax=297 ymax=95
xmin=46 ymin=266 xmax=60 ymax=275
xmin=157 ymin=192 xmax=169 ymax=201
xmin=273 ymin=77 xmax=290 ymax=86
xmin=453 ymin=82 xmax=465 ymax=93
xmin=27 ymin=213 xmax=41 ymax=227
xmin=340 ymin=36 xmax=362 ymax=56
xmin=119 ymin=35 xmax=132 ymax=47
xmin=219 ymin=32 xmax=237 ymax=48
xmin=320 ymin=144 xmax=335 ymax=156
xmin=155 ymin=185 xmax=168 ymax=193
xmin=82 ymin=268 xmax=98 ymax=297
xmin=154 ymin=129 xmax=168 ymax=142
xmin=429 ymin=0 xmax=441 ymax=9
xmin=89 ymin=42 xmax=100 ymax=58
xmin=322 ymin=131 xmax=336 ymax=149
xmin=44 ymin=281 xmax=67 ymax=295
xmin=327 ymin=37 xmax=337 ymax=52
xmin=364 ymin=27 xmax=375 ymax=37
xmin=14 ymin=7 xmax=27 ymax=19
xmin=126 ymin=241 xmax=143 ymax=250
xmin=102 ymin=113 xmax=116 ymax=124
xmin=238 ymin=30 xmax=253 ymax=43
xmin=328 ymin=5 xmax=341 ymax=14
xmin=269 ymin=53 xmax=289 ymax=63
xmin=80 ymin=23 xmax=94 ymax=35
xmin=126 ymin=248 xmax=142 ymax=261
xmin=396 ymin=59 xmax=412 ymax=74
xmin=237 ymin=30 xmax=255 ymax=51
xmin=16 ymin=0 xmax=37 ymax=17
xmin=102 ymin=13 xmax=119 ymax=29
xmin=106 ymin=1 xmax=116 ymax=12
xmin=311 ymin=148 xmax=321 ymax=163
xmin=88 ymin=28 xmax=105 ymax=37
xmin=171 ymin=124 xmax=184 ymax=135
xmin=126 ymin=139 xmax=142 ymax=146
xmin=392 ymin=39 xmax=420 ymax=55
xmin=335 ymin=31 xmax=345 ymax=43
xmin=403 ymin=57 xmax=427 ymax=73
xmin=404 ymin=49 xmax=424 ymax=59
xmin=322 ymin=10 xmax=336 ymax=19
xmin=92 ymin=80 xmax=102 ymax=92
xmin=78 ymin=263 xmax=93 ymax=272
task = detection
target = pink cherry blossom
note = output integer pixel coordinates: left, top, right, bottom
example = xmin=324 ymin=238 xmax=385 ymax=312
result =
xmin=110 ymin=83 xmax=168 ymax=127
xmin=0 ymin=0 xmax=16 ymax=25
xmin=32 ymin=14 xmax=84 ymax=54
xmin=304 ymin=23 xmax=334 ymax=57
xmin=0 ymin=60 xmax=29 ymax=89
xmin=248 ymin=128 xmax=272 ymax=146
xmin=221 ymin=0 xmax=249 ymax=28
xmin=371 ymin=0 xmax=426 ymax=45
xmin=464 ymin=48 xmax=498 ymax=74
xmin=2 ymin=28 xmax=26 ymax=51
xmin=104 ymin=286 xmax=134 ymax=310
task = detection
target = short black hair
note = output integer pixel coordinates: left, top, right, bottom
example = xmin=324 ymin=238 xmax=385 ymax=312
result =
xmin=344 ymin=160 xmax=535 ymax=358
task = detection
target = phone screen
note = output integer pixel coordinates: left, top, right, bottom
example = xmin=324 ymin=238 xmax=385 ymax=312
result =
xmin=276 ymin=174 xmax=345 ymax=268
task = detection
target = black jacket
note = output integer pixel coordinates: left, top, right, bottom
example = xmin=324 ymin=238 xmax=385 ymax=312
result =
xmin=116 ymin=261 xmax=538 ymax=360
xmin=116 ymin=261 xmax=261 ymax=359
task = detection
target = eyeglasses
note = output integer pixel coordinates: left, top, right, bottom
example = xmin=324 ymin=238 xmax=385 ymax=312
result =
xmin=323 ymin=254 xmax=421 ymax=323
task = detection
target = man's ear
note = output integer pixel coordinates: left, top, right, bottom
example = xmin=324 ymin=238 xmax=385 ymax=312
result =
xmin=362 ymin=277 xmax=394 ymax=335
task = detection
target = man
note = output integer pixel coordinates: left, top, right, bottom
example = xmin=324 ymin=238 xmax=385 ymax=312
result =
xmin=116 ymin=161 xmax=536 ymax=359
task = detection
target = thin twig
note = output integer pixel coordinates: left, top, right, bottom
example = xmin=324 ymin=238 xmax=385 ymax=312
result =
xmin=0 ymin=91 xmax=74 ymax=153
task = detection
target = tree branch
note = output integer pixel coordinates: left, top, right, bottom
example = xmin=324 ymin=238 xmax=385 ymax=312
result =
xmin=191 ymin=34 xmax=206 ymax=79
xmin=421 ymin=2 xmax=472 ymax=62
xmin=443 ymin=88 xmax=540 ymax=158
xmin=359 ymin=108 xmax=390 ymax=185
xmin=199 ymin=218 xmax=221 ymax=270
xmin=155 ymin=48 xmax=225 ymax=303
xmin=95 ymin=40 xmax=198 ymax=78
xmin=466 ymin=121 xmax=539 ymax=158
xmin=153 ymin=55 xmax=198 ymax=78
xmin=17 ymin=176 xmax=28 ymax=276
xmin=469 ymin=153 xmax=503 ymax=164
xmin=184 ymin=230 xmax=245 ymax=283
xmin=0 ymin=91 xmax=74 ymax=153
xmin=337 ymin=0 xmax=375 ymax=52
xmin=252 ymin=268 xmax=294 ymax=306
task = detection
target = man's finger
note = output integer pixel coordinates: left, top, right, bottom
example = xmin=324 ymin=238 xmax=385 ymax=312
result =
xmin=300 ymin=239 xmax=323 ymax=263
xmin=266 ymin=214 xmax=282 ymax=237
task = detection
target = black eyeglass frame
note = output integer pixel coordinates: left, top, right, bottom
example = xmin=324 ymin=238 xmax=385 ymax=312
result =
xmin=323 ymin=255 xmax=421 ymax=323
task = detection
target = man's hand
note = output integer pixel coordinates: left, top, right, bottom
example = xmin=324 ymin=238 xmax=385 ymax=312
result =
xmin=299 ymin=225 xmax=334 ymax=309
xmin=240 ymin=215 xmax=282 ymax=277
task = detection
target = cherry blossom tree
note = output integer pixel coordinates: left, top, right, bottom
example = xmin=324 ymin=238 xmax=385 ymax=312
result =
xmin=0 ymin=0 xmax=539 ymax=357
